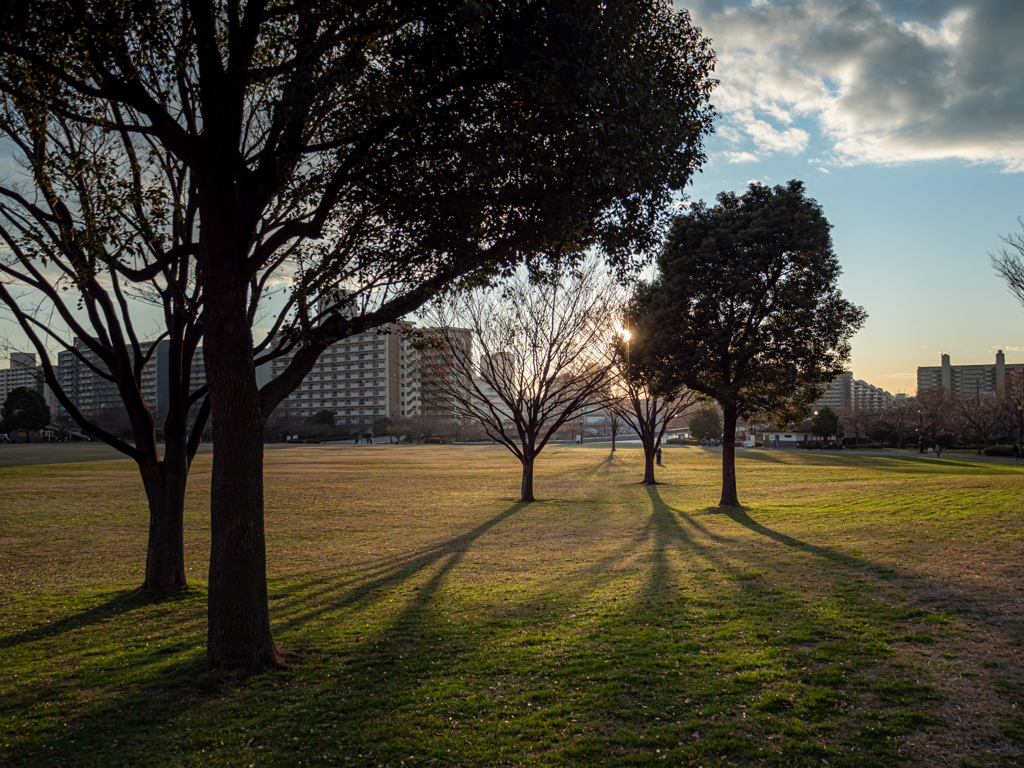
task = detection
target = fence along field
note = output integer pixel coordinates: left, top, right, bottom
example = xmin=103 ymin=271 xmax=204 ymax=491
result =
xmin=1 ymin=444 xmax=1023 ymax=767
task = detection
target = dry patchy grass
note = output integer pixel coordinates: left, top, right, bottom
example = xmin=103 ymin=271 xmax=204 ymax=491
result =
xmin=1 ymin=444 xmax=1023 ymax=767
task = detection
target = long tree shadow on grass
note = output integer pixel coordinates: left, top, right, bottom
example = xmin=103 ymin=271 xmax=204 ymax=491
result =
xmin=641 ymin=486 xmax=967 ymax=765
xmin=267 ymin=501 xmax=528 ymax=636
xmin=0 ymin=586 xmax=198 ymax=651
xmin=0 ymin=590 xmax=214 ymax=768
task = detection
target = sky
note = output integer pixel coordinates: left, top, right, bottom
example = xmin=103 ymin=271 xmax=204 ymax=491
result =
xmin=679 ymin=0 xmax=1024 ymax=394
xmin=2 ymin=1 xmax=1023 ymax=396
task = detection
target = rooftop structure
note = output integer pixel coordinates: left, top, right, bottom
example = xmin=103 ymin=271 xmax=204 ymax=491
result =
xmin=917 ymin=351 xmax=1024 ymax=398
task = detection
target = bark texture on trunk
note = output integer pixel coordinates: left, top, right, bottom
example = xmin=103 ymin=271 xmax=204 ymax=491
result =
xmin=642 ymin=449 xmax=657 ymax=485
xmin=520 ymin=454 xmax=535 ymax=502
xmin=719 ymin=406 xmax=740 ymax=507
xmin=140 ymin=464 xmax=188 ymax=592
xmin=202 ymin=243 xmax=279 ymax=670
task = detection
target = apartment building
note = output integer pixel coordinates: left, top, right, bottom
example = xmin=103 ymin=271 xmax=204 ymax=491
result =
xmin=0 ymin=352 xmax=44 ymax=401
xmin=271 ymin=325 xmax=401 ymax=427
xmin=57 ymin=339 xmax=207 ymax=416
xmin=812 ymin=371 xmax=897 ymax=413
xmin=917 ymin=351 xmax=1024 ymax=398
xmin=268 ymin=324 xmax=476 ymax=427
xmin=850 ymin=378 xmax=897 ymax=411
xmin=400 ymin=328 xmax=474 ymax=418
xmin=812 ymin=372 xmax=853 ymax=411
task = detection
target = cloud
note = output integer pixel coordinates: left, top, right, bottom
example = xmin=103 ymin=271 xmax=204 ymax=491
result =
xmin=745 ymin=116 xmax=806 ymax=154
xmin=723 ymin=150 xmax=759 ymax=163
xmin=884 ymin=372 xmax=916 ymax=379
xmin=1002 ymin=345 xmax=1024 ymax=352
xmin=818 ymin=167 xmax=830 ymax=174
xmin=690 ymin=0 xmax=1024 ymax=172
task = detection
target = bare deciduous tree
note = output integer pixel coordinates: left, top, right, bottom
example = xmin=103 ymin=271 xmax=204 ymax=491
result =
xmin=952 ymin=394 xmax=1003 ymax=454
xmin=879 ymin=398 xmax=915 ymax=449
xmin=994 ymin=371 xmax=1024 ymax=447
xmin=913 ymin=388 xmax=952 ymax=451
xmin=992 ymin=217 xmax=1024 ymax=308
xmin=421 ymin=264 xmax=619 ymax=501
xmin=599 ymin=411 xmax=627 ymax=451
xmin=838 ymin=403 xmax=878 ymax=447
xmin=610 ymin=332 xmax=697 ymax=483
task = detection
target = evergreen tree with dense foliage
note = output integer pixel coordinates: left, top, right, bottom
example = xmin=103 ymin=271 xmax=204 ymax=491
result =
xmin=812 ymin=406 xmax=839 ymax=442
xmin=630 ymin=181 xmax=866 ymax=507
xmin=687 ymin=403 xmax=722 ymax=443
xmin=1 ymin=387 xmax=51 ymax=440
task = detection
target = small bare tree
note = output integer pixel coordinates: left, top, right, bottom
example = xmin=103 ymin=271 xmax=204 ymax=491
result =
xmin=879 ymin=398 xmax=915 ymax=448
xmin=599 ymin=410 xmax=626 ymax=451
xmin=422 ymin=263 xmax=619 ymax=501
xmin=610 ymin=329 xmax=697 ymax=484
xmin=952 ymin=394 xmax=1002 ymax=454
xmin=838 ymin=403 xmax=878 ymax=447
xmin=997 ymin=371 xmax=1024 ymax=446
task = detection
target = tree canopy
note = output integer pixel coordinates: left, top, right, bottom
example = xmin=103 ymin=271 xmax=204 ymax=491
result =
xmin=1 ymin=387 xmax=51 ymax=437
xmin=0 ymin=0 xmax=718 ymax=669
xmin=630 ymin=180 xmax=866 ymax=506
xmin=811 ymin=406 xmax=839 ymax=440
xmin=687 ymin=403 xmax=722 ymax=442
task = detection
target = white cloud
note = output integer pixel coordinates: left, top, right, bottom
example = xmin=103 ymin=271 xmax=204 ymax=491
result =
xmin=690 ymin=0 xmax=1024 ymax=172
xmin=1002 ymin=345 xmax=1024 ymax=352
xmin=818 ymin=166 xmax=830 ymax=174
xmin=723 ymin=150 xmax=759 ymax=163
xmin=743 ymin=116 xmax=810 ymax=153
xmin=884 ymin=372 xmax=916 ymax=379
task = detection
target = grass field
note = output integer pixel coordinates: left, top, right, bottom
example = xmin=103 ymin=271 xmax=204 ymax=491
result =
xmin=2 ymin=444 xmax=1023 ymax=767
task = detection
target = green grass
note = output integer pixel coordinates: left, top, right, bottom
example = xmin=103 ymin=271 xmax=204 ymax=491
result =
xmin=2 ymin=444 xmax=1024 ymax=767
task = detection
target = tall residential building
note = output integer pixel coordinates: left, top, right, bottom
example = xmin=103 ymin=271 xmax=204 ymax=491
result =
xmin=57 ymin=339 xmax=207 ymax=416
xmin=917 ymin=351 xmax=1024 ymax=398
xmin=812 ymin=371 xmax=895 ymax=413
xmin=0 ymin=352 xmax=44 ymax=402
xmin=400 ymin=328 xmax=474 ymax=418
xmin=813 ymin=372 xmax=853 ymax=411
xmin=271 ymin=325 xmax=402 ymax=427
xmin=850 ymin=378 xmax=896 ymax=411
xmin=268 ymin=324 xmax=475 ymax=427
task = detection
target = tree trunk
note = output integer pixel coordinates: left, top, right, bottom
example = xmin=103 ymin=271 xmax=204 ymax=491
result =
xmin=611 ymin=429 xmax=616 ymax=452
xmin=139 ymin=463 xmax=188 ymax=592
xmin=642 ymin=448 xmax=656 ymax=485
xmin=719 ymin=406 xmax=739 ymax=507
xmin=201 ymin=235 xmax=279 ymax=670
xmin=520 ymin=454 xmax=535 ymax=502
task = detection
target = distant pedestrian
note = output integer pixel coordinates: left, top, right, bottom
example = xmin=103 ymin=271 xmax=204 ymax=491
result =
xmin=656 ymin=446 xmax=663 ymax=465
xmin=1013 ymin=443 xmax=1020 ymax=461
xmin=935 ymin=443 xmax=942 ymax=458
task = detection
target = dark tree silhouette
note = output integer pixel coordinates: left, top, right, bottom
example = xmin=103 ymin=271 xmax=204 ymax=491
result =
xmin=630 ymin=181 xmax=866 ymax=507
xmin=1 ymin=386 xmax=51 ymax=440
xmin=1 ymin=0 xmax=716 ymax=668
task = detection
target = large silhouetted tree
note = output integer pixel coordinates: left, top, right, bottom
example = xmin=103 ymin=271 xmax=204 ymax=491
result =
xmin=630 ymin=181 xmax=866 ymax=507
xmin=1 ymin=0 xmax=716 ymax=668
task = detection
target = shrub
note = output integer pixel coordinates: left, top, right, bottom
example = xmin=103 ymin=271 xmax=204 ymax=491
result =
xmin=983 ymin=445 xmax=1015 ymax=457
